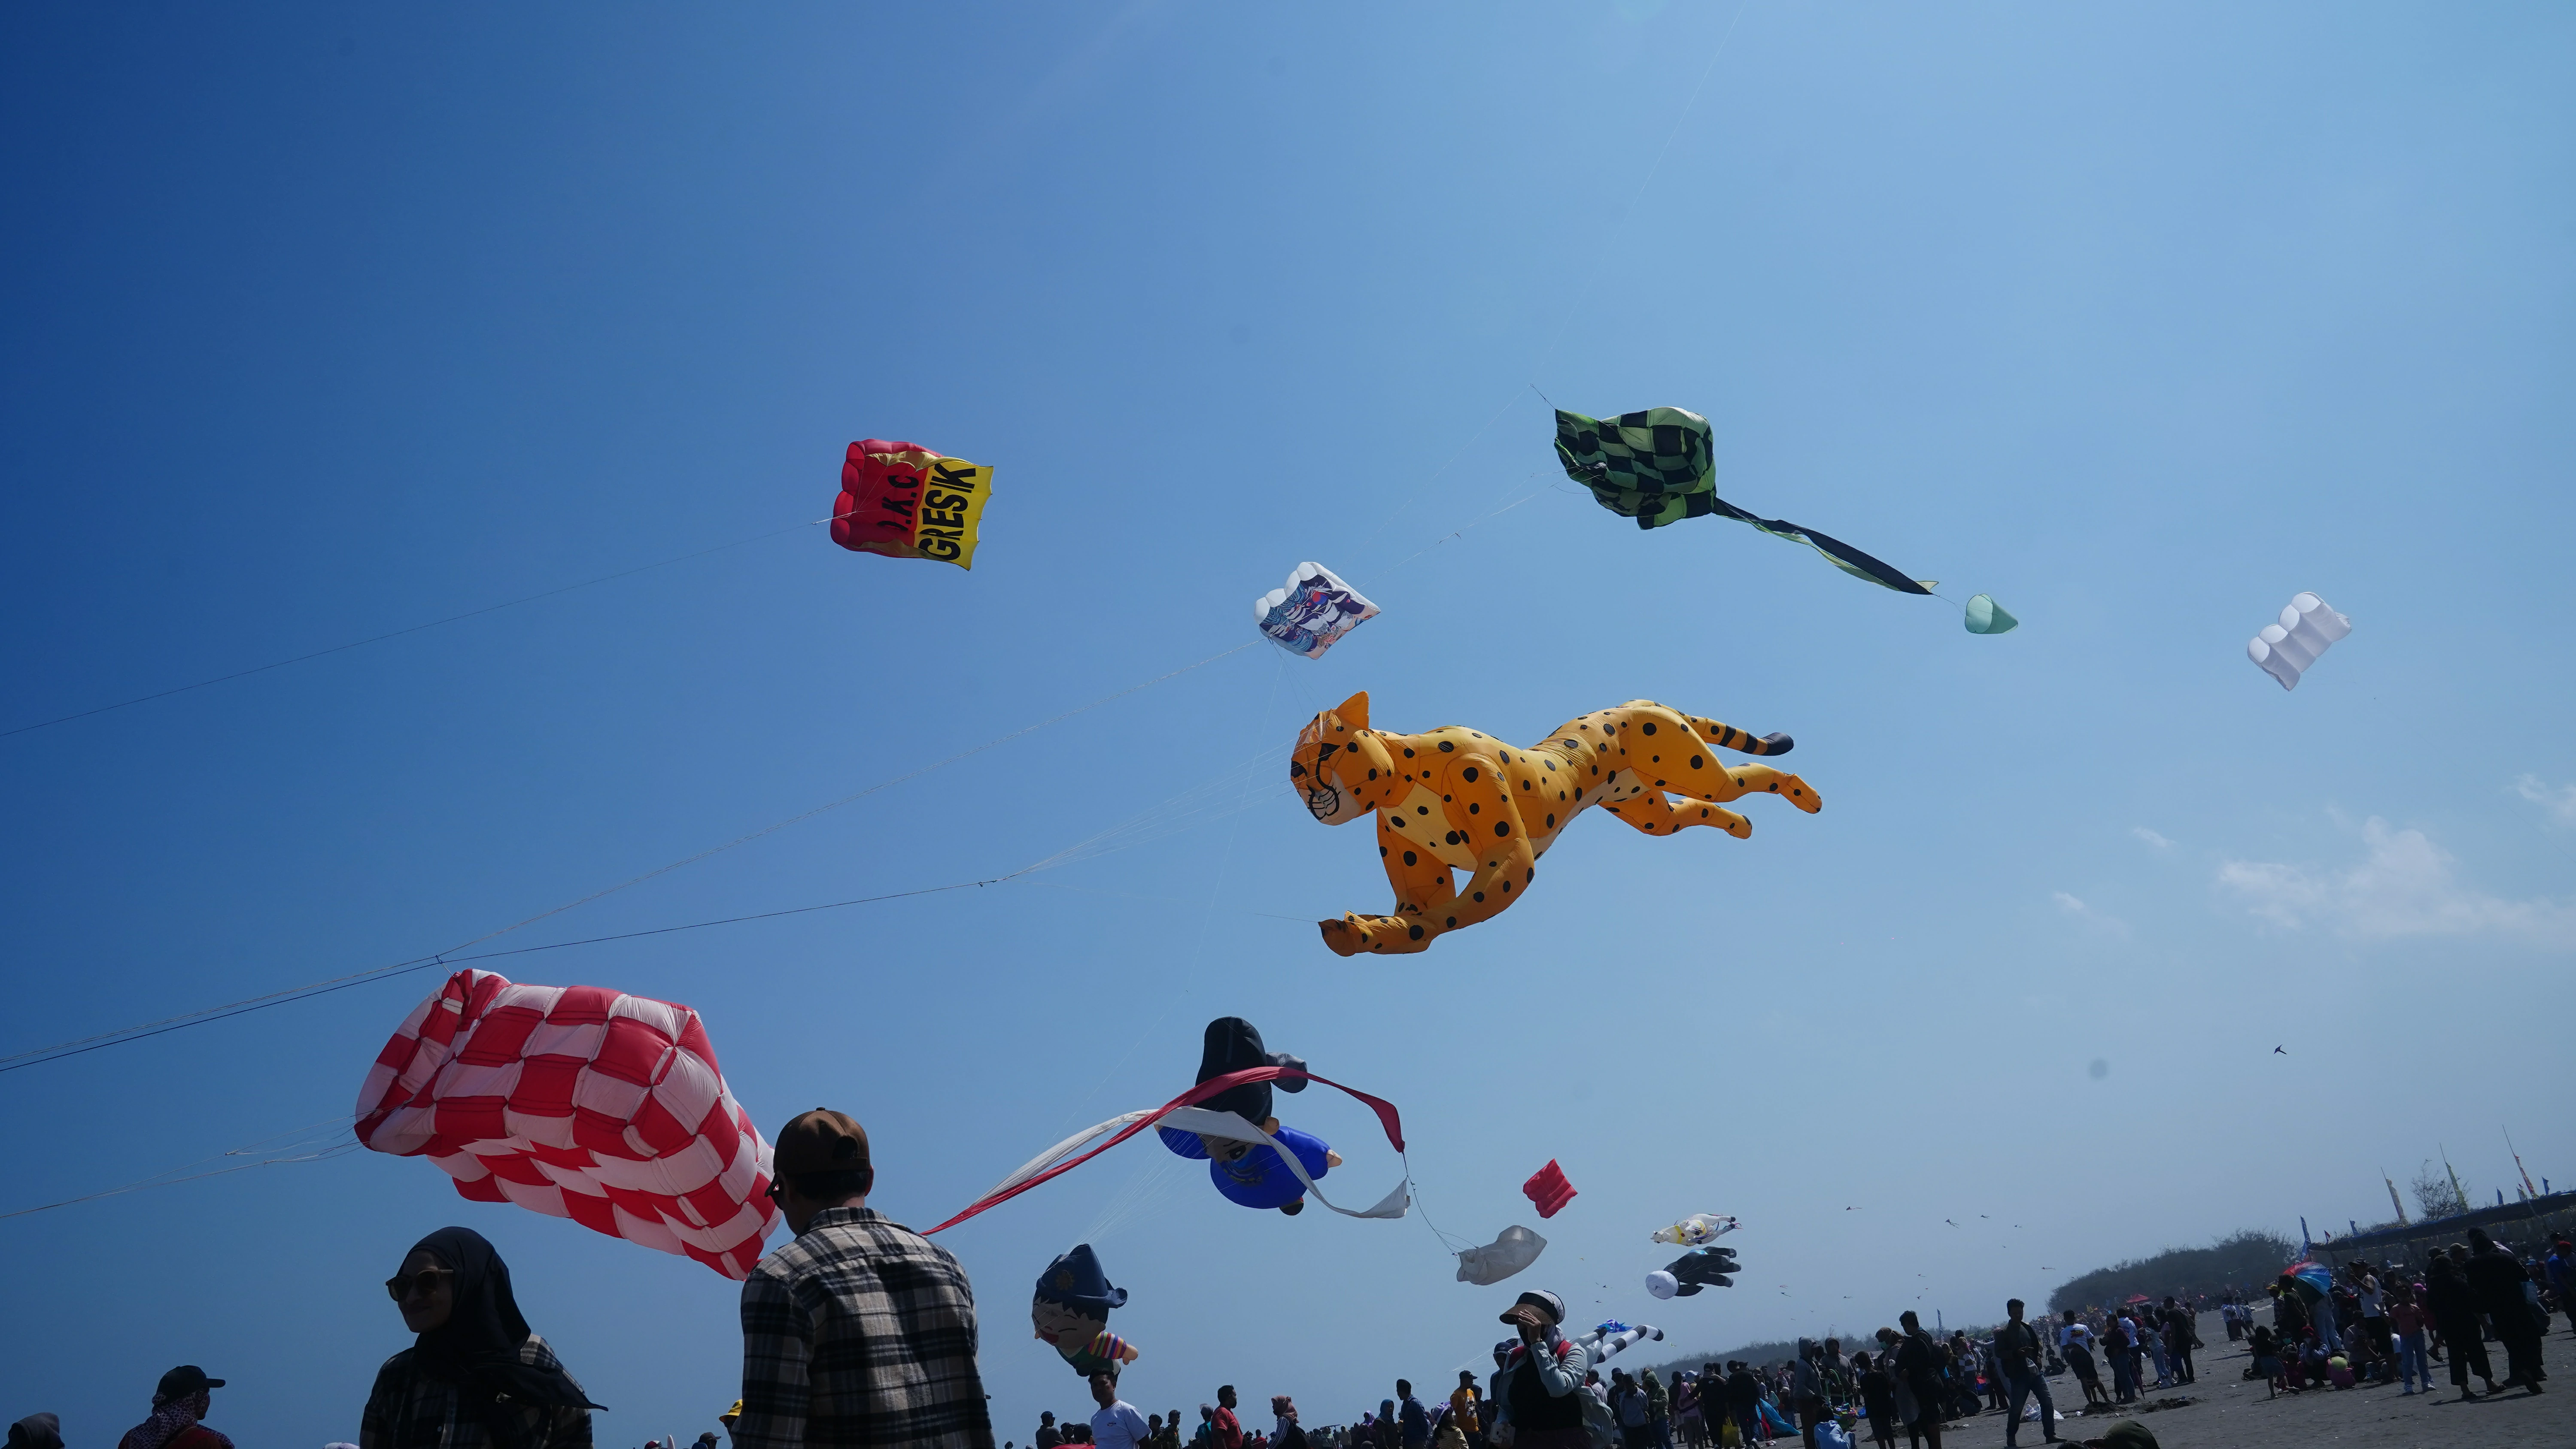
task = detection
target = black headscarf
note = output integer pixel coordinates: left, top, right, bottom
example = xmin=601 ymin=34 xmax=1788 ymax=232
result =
xmin=405 ymin=1226 xmax=602 ymax=1430
xmin=9 ymin=1417 xmax=64 ymax=1449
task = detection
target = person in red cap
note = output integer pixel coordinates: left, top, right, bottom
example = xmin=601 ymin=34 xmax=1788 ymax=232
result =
xmin=118 ymin=1368 xmax=232 ymax=1449
xmin=735 ymin=1108 xmax=994 ymax=1449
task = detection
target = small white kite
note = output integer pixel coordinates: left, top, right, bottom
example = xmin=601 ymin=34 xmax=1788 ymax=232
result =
xmin=2248 ymin=591 xmax=2351 ymax=691
xmin=1651 ymin=1212 xmax=1739 ymax=1246
xmin=1255 ymin=562 xmax=1379 ymax=659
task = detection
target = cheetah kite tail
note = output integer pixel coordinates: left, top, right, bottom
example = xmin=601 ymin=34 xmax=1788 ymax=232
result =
xmin=1686 ymin=716 xmax=1795 ymax=757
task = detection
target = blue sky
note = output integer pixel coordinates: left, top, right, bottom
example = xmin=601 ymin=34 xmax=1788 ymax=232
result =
xmin=5 ymin=0 xmax=2573 ymax=1441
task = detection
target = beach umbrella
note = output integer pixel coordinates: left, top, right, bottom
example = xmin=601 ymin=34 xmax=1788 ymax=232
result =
xmin=2281 ymin=1261 xmax=2333 ymax=1301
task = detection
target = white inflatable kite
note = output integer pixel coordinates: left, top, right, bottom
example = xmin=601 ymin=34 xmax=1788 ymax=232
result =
xmin=1255 ymin=562 xmax=1379 ymax=659
xmin=1651 ymin=1212 xmax=1739 ymax=1246
xmin=2248 ymin=591 xmax=2351 ymax=691
xmin=1455 ymin=1225 xmax=1548 ymax=1285
xmin=355 ymin=969 xmax=779 ymax=1279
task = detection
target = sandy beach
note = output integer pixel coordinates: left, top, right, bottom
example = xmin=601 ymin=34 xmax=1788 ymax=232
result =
xmin=1901 ymin=1311 xmax=2570 ymax=1449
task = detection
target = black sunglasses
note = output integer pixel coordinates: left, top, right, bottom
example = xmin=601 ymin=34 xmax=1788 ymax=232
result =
xmin=386 ymin=1267 xmax=456 ymax=1301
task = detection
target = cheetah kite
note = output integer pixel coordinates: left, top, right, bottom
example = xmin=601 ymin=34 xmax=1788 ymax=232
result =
xmin=1290 ymin=691 xmax=1820 ymax=956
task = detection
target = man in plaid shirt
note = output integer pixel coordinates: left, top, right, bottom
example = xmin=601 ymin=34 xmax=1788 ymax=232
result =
xmin=736 ymin=1109 xmax=995 ymax=1449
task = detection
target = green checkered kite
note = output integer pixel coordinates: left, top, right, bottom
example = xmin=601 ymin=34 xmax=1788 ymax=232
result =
xmin=1552 ymin=407 xmax=1938 ymax=596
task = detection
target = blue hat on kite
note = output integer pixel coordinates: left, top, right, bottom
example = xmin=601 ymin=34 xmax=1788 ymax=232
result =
xmin=1034 ymin=1243 xmax=1127 ymax=1317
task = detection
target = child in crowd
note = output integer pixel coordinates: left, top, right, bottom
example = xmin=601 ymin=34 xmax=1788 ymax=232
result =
xmin=2249 ymin=1324 xmax=2284 ymax=1398
xmin=1851 ymin=1352 xmax=1896 ymax=1448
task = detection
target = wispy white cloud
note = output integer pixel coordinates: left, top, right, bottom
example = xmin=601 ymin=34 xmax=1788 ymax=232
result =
xmin=2054 ymin=891 xmax=2129 ymax=935
xmin=2515 ymin=775 xmax=2576 ymax=826
xmin=2217 ymin=817 xmax=2576 ymax=944
xmin=2132 ymin=827 xmax=2174 ymax=850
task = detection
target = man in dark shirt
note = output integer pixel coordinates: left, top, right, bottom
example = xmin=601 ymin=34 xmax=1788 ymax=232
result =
xmin=2158 ymin=1299 xmax=2195 ymax=1385
xmin=1036 ymin=1412 xmax=1064 ymax=1449
xmin=1993 ymin=1300 xmax=2058 ymax=1447
xmin=1396 ymin=1380 xmax=1428 ymax=1449
xmin=2464 ymin=1229 xmax=2547 ymax=1393
xmin=1893 ymin=1313 xmax=1947 ymax=1449
xmin=1722 ymin=1363 xmax=1762 ymax=1449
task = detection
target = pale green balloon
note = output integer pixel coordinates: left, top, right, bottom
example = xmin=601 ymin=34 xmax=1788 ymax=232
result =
xmin=1964 ymin=594 xmax=2018 ymax=634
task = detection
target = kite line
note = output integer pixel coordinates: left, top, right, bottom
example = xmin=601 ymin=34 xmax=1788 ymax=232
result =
xmin=1354 ymin=0 xmax=1752 ymax=578
xmin=0 ymin=690 xmax=1282 ymax=1079
xmin=0 ymin=1116 xmax=364 ymax=1221
xmin=1 ymin=512 xmax=871 ymax=740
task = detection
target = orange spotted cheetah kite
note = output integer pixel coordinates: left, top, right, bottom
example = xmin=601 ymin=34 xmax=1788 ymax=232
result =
xmin=1290 ymin=692 xmax=1820 ymax=955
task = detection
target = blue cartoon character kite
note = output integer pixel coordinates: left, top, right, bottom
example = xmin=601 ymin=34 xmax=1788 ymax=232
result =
xmin=1156 ymin=1017 xmax=1342 ymax=1213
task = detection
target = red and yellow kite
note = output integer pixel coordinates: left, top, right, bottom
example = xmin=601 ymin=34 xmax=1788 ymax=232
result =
xmin=830 ymin=439 xmax=994 ymax=570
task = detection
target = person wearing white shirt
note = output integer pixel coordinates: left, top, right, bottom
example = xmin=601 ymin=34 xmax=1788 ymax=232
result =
xmin=1088 ymin=1374 xmax=1151 ymax=1449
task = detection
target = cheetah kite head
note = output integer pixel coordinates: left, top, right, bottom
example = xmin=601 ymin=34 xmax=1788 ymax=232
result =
xmin=1290 ymin=691 xmax=1391 ymax=826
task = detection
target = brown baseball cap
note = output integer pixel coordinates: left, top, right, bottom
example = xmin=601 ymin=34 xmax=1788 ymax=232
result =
xmin=773 ymin=1109 xmax=870 ymax=1179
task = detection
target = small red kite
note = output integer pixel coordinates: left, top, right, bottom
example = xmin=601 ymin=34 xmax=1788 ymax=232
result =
xmin=1523 ymin=1159 xmax=1577 ymax=1219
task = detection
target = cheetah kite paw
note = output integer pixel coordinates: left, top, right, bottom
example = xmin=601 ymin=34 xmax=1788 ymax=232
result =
xmin=1318 ymin=912 xmax=1433 ymax=957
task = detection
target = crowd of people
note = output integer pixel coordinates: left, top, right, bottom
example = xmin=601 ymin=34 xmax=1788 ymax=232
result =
xmin=14 ymin=1098 xmax=2570 ymax=1449
xmin=2232 ymin=1230 xmax=2566 ymax=1400
xmin=1017 ymin=1293 xmax=2166 ymax=1449
xmin=1013 ymin=1231 xmax=2572 ymax=1449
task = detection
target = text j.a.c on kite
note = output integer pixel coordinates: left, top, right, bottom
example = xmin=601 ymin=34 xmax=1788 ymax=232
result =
xmin=830 ymin=440 xmax=993 ymax=569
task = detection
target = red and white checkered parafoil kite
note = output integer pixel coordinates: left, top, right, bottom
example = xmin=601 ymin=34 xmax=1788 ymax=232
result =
xmin=355 ymin=969 xmax=779 ymax=1279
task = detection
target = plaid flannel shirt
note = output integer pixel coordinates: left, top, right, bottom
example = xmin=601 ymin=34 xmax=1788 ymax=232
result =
xmin=736 ymin=1206 xmax=994 ymax=1449
xmin=359 ymin=1334 xmax=592 ymax=1449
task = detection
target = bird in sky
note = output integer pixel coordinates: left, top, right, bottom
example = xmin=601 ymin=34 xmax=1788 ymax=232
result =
xmin=2274 ymin=1046 xmax=2287 ymax=1055
xmin=1945 ymin=1219 xmax=1959 ymax=1227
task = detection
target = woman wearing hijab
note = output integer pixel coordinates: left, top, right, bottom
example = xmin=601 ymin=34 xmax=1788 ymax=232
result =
xmin=361 ymin=1226 xmax=601 ymax=1449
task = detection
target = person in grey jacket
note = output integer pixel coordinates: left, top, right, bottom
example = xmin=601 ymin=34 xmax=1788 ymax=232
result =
xmin=1489 ymin=1291 xmax=1593 ymax=1449
xmin=1791 ymin=1341 xmax=1827 ymax=1449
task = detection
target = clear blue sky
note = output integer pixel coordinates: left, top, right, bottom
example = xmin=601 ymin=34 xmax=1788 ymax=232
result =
xmin=5 ymin=1 xmax=2572 ymax=1442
